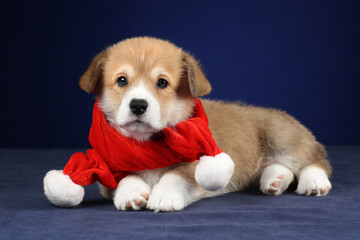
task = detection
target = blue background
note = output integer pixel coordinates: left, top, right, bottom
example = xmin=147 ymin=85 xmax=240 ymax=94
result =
xmin=1 ymin=0 xmax=359 ymax=148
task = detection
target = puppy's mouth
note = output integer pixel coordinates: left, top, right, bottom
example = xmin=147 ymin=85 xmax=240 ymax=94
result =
xmin=119 ymin=119 xmax=158 ymax=134
xmin=124 ymin=120 xmax=152 ymax=129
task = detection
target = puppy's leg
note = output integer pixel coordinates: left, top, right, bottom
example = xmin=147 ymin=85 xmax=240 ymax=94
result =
xmin=296 ymin=165 xmax=332 ymax=196
xmin=147 ymin=172 xmax=202 ymax=212
xmin=260 ymin=163 xmax=294 ymax=196
xmin=113 ymin=174 xmax=151 ymax=211
xmin=98 ymin=183 xmax=114 ymax=200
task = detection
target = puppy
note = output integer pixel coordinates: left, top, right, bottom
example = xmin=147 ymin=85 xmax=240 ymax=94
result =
xmin=78 ymin=37 xmax=332 ymax=211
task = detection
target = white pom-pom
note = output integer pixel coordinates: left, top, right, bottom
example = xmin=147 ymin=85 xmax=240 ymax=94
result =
xmin=43 ymin=170 xmax=84 ymax=207
xmin=195 ymin=152 xmax=234 ymax=191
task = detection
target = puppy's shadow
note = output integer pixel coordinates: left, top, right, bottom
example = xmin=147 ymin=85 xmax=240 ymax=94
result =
xmin=81 ymin=198 xmax=113 ymax=207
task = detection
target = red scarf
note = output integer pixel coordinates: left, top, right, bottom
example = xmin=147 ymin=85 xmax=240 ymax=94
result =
xmin=63 ymin=98 xmax=222 ymax=189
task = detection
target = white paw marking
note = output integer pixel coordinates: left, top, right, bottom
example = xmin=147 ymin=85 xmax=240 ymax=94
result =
xmin=147 ymin=173 xmax=198 ymax=212
xmin=147 ymin=188 xmax=186 ymax=212
xmin=260 ymin=164 xmax=294 ymax=196
xmin=296 ymin=167 xmax=332 ymax=196
xmin=113 ymin=175 xmax=151 ymax=211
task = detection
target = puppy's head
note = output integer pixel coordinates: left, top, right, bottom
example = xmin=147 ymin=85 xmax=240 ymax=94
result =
xmin=79 ymin=37 xmax=211 ymax=141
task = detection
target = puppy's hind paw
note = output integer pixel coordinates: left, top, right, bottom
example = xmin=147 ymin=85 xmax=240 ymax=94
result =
xmin=296 ymin=167 xmax=332 ymax=196
xmin=260 ymin=164 xmax=294 ymax=196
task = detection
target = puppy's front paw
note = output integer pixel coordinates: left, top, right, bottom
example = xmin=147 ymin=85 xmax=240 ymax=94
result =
xmin=296 ymin=167 xmax=332 ymax=196
xmin=147 ymin=188 xmax=186 ymax=212
xmin=113 ymin=175 xmax=151 ymax=211
xmin=147 ymin=173 xmax=196 ymax=212
xmin=114 ymin=192 xmax=149 ymax=211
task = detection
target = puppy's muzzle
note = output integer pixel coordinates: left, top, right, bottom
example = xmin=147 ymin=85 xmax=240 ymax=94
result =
xmin=129 ymin=99 xmax=148 ymax=116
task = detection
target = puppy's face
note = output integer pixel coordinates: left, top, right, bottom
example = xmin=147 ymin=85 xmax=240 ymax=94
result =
xmin=79 ymin=37 xmax=211 ymax=141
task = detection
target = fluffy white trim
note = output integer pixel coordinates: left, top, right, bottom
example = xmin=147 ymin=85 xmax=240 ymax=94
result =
xmin=43 ymin=170 xmax=84 ymax=207
xmin=195 ymin=152 xmax=234 ymax=191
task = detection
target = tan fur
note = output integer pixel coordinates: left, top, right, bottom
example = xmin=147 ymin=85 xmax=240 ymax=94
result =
xmin=79 ymin=50 xmax=109 ymax=94
xmin=179 ymin=100 xmax=332 ymax=197
xmin=81 ymin=37 xmax=202 ymax=129
xmin=79 ymin=37 xmax=332 ymax=203
xmin=182 ymin=53 xmax=212 ymax=97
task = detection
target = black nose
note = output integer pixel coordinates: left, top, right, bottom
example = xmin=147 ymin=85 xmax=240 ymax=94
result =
xmin=129 ymin=99 xmax=148 ymax=116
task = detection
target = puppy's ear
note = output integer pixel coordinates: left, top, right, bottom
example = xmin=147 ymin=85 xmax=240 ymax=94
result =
xmin=79 ymin=50 xmax=108 ymax=94
xmin=182 ymin=52 xmax=212 ymax=98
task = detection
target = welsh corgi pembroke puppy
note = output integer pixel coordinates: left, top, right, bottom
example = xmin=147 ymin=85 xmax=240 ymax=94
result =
xmin=78 ymin=37 xmax=332 ymax=211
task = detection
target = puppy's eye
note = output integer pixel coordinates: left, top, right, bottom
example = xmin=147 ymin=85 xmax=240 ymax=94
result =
xmin=157 ymin=78 xmax=168 ymax=89
xmin=117 ymin=76 xmax=128 ymax=87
